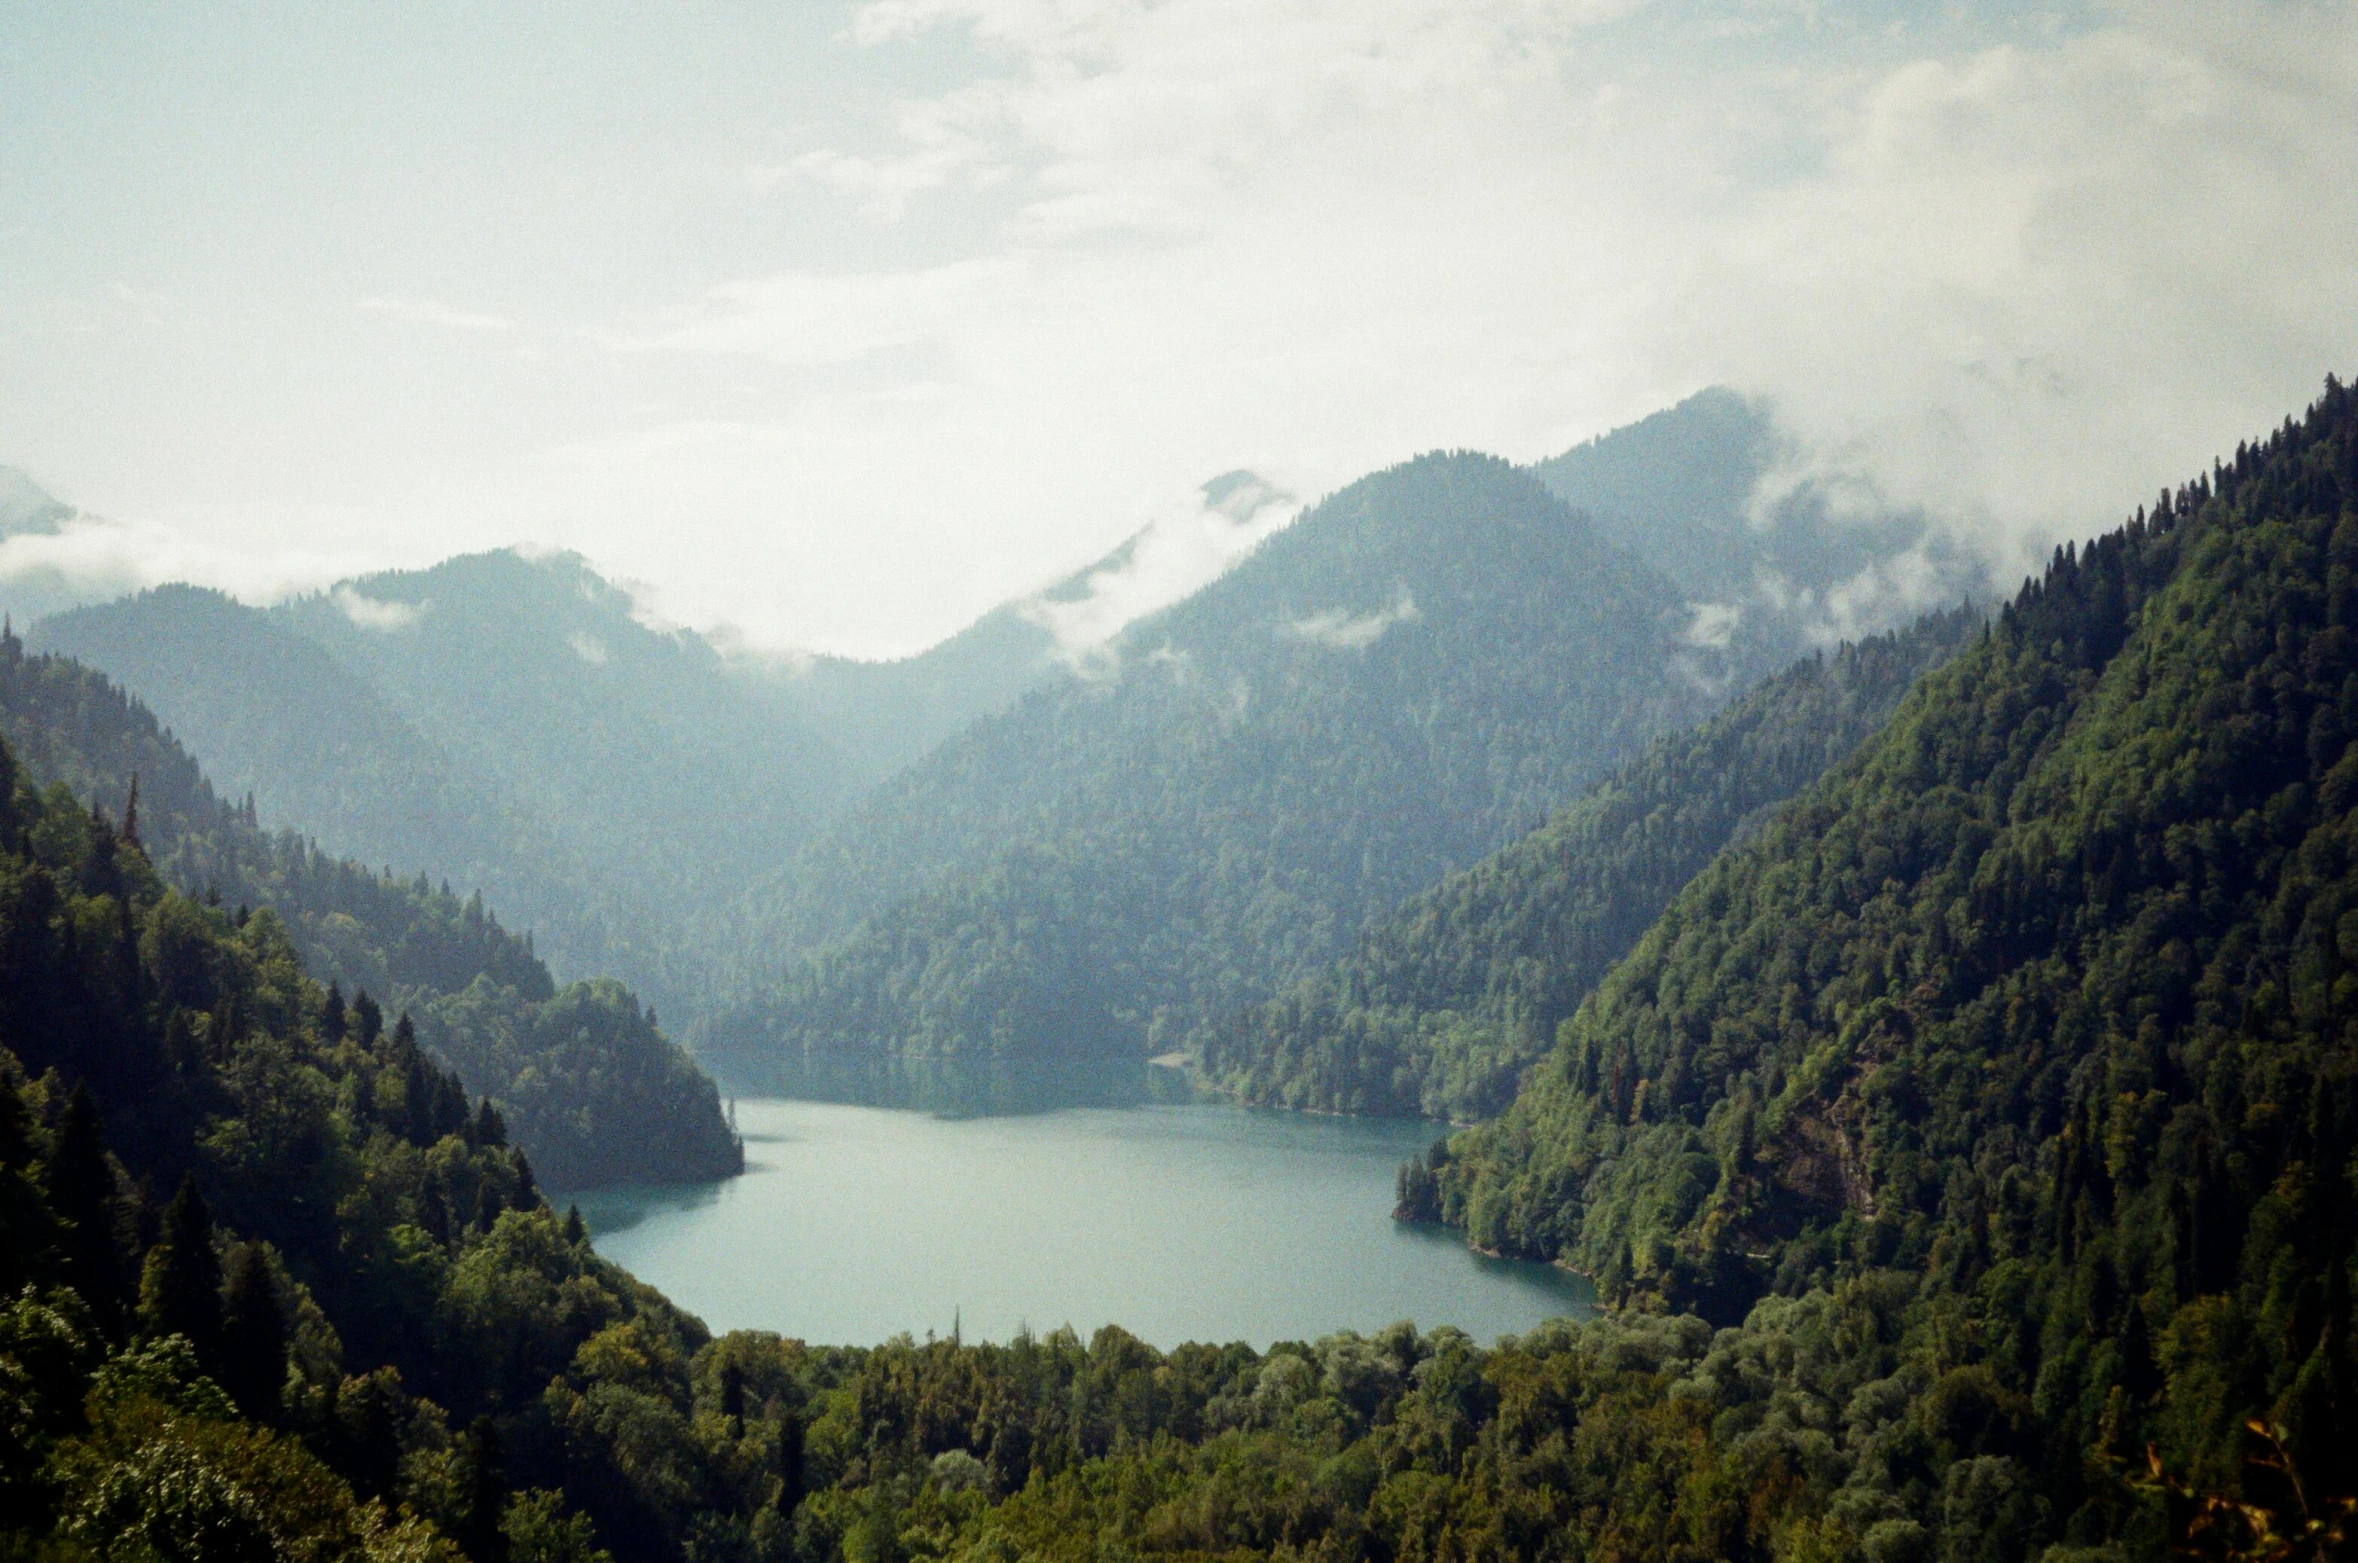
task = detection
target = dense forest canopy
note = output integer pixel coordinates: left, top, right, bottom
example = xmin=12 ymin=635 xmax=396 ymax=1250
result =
xmin=0 ymin=604 xmax=2336 ymax=1563
xmin=0 ymin=635 xmax=740 ymax=1189
xmin=1401 ymin=379 xmax=2358 ymax=1547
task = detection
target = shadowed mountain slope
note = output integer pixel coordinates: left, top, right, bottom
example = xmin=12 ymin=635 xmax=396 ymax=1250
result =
xmin=0 ymin=629 xmax=739 ymax=1187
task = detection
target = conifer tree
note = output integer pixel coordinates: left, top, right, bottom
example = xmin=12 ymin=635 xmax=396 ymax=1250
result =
xmin=508 ymin=1148 xmax=535 ymax=1213
xmin=775 ymin=1410 xmax=806 ymax=1515
xmin=141 ymin=1174 xmax=223 ymax=1364
xmin=718 ymin=1361 xmax=745 ymax=1430
xmin=452 ymin=1416 xmax=509 ymax=1563
xmin=0 ymin=1077 xmax=40 ymax=1297
xmin=218 ymin=1240 xmax=286 ymax=1419
xmin=46 ymin=1085 xmax=127 ymax=1336
xmin=422 ymin=1173 xmax=453 ymax=1248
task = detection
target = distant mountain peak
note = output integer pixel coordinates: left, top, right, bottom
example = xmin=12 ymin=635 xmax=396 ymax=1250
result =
xmin=1202 ymin=469 xmax=1287 ymax=521
xmin=1532 ymin=386 xmax=1991 ymax=653
xmin=0 ymin=466 xmax=77 ymax=538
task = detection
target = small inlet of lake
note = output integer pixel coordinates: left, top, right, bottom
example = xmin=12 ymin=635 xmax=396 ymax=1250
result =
xmin=570 ymin=1098 xmax=1594 ymax=1349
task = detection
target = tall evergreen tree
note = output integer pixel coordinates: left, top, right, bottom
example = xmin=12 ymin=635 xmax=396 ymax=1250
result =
xmin=140 ymin=1174 xmax=223 ymax=1364
xmin=452 ymin=1415 xmax=508 ymax=1563
xmin=507 ymin=1148 xmax=535 ymax=1214
xmin=472 ymin=1097 xmax=507 ymax=1149
xmin=45 ymin=1084 xmax=127 ymax=1336
xmin=218 ymin=1239 xmax=286 ymax=1420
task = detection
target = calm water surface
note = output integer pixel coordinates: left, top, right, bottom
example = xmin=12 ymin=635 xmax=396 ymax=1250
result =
xmin=573 ymin=1098 xmax=1592 ymax=1349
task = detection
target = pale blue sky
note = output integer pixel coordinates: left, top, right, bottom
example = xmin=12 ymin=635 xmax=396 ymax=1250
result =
xmin=3 ymin=1 xmax=2351 ymax=655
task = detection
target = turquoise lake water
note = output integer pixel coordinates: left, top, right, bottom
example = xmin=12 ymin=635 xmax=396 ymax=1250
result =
xmin=572 ymin=1097 xmax=1593 ymax=1349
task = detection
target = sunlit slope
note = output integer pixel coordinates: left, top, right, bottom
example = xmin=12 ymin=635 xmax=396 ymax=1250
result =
xmin=0 ymin=629 xmax=740 ymax=1187
xmin=709 ymin=451 xmax=1748 ymax=1092
xmin=1201 ymin=600 xmax=1984 ymax=1122
xmin=1425 ymin=383 xmax=2358 ymax=1377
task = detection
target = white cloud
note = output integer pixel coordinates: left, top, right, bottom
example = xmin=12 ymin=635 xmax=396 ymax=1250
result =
xmin=1285 ymin=585 xmax=1421 ymax=651
xmin=1019 ymin=474 xmax=1297 ymax=667
xmin=571 ymin=0 xmax=2345 ymax=652
xmin=333 ymin=584 xmax=426 ymax=631
xmin=1656 ymin=9 xmax=2358 ymax=593
xmin=1681 ymin=600 xmax=1739 ymax=651
xmin=568 ymin=628 xmax=610 ymax=664
xmin=358 ymin=297 xmax=521 ymax=333
xmin=9 ymin=2 xmax=2355 ymax=660
xmin=0 ymin=507 xmax=389 ymax=627
xmin=610 ymin=256 xmax=1026 ymax=366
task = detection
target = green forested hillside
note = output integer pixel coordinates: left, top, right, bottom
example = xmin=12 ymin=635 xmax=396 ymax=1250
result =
xmin=706 ymin=452 xmax=1743 ymax=1096
xmin=1200 ymin=602 xmax=1983 ymax=1122
xmin=6 ymin=390 xmax=2353 ymax=1562
xmin=1401 ymin=381 xmax=2358 ymax=1536
xmin=0 ymin=724 xmax=2328 ymax=1563
xmin=0 ymin=632 xmax=740 ymax=1188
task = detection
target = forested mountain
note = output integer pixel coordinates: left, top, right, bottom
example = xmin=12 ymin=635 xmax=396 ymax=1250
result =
xmin=1390 ymin=380 xmax=2358 ymax=1546
xmin=0 ymin=685 xmax=2327 ymax=1563
xmin=0 ymin=631 xmax=740 ymax=1188
xmin=27 ymin=537 xmax=1182 ymax=1020
xmin=1201 ymin=601 xmax=1984 ymax=1123
xmin=1534 ymin=387 xmax=1993 ymax=655
xmin=12 ymin=395 xmax=1961 ymax=1044
xmin=34 ymin=558 xmax=849 ymax=1017
xmin=35 ymin=554 xmax=853 ymax=1018
xmin=273 ymin=550 xmax=849 ymax=935
xmin=705 ymin=452 xmax=1760 ymax=1097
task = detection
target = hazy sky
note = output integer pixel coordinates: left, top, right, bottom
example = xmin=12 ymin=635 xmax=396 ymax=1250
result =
xmin=2 ymin=1 xmax=2354 ymax=657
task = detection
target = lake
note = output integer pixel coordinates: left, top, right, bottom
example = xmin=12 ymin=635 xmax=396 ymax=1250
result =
xmin=572 ymin=1097 xmax=1594 ymax=1349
